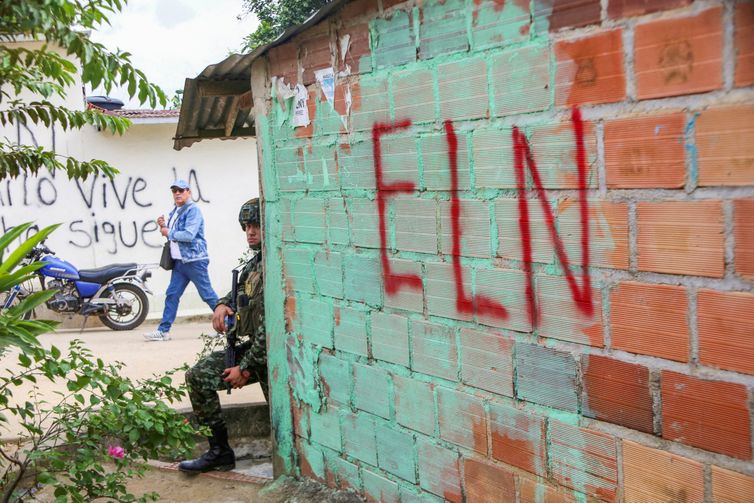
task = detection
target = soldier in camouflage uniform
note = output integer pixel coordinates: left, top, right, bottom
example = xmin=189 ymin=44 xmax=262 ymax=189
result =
xmin=178 ymin=198 xmax=266 ymax=473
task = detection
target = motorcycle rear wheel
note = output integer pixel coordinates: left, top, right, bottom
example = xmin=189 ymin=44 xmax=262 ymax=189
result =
xmin=98 ymin=283 xmax=149 ymax=331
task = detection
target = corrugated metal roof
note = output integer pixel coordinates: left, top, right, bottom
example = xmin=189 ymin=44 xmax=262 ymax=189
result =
xmin=173 ymin=53 xmax=257 ymax=150
xmin=173 ymin=0 xmax=349 ymax=151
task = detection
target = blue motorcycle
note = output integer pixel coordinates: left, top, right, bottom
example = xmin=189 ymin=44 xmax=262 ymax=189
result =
xmin=2 ymin=243 xmax=154 ymax=330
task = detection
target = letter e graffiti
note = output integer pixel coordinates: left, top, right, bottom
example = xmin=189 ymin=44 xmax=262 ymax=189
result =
xmin=372 ymin=120 xmax=422 ymax=295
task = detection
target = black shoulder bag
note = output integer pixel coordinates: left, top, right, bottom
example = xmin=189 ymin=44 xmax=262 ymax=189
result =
xmin=160 ymin=240 xmax=174 ymax=270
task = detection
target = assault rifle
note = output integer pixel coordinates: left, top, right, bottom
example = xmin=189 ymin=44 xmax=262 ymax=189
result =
xmin=224 ymin=268 xmax=240 ymax=394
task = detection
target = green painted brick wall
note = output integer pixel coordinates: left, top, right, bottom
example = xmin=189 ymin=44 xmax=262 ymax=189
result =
xmin=252 ymin=0 xmax=754 ymax=500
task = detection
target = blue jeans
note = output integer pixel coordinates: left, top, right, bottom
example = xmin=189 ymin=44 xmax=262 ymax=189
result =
xmin=158 ymin=259 xmax=218 ymax=333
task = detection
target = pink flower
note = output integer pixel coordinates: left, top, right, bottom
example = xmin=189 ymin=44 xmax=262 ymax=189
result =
xmin=107 ymin=445 xmax=125 ymax=459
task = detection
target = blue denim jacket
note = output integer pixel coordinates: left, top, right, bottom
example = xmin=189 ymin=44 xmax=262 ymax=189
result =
xmin=167 ymin=201 xmax=209 ymax=263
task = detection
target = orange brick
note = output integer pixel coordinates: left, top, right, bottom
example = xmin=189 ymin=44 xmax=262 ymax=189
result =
xmin=489 ymin=403 xmax=547 ymax=476
xmin=697 ymin=105 xmax=754 ymax=186
xmin=536 ymin=274 xmax=604 ymax=347
xmin=698 ymin=289 xmax=754 ymax=375
xmin=622 ymin=440 xmax=704 ymax=503
xmin=463 ymin=458 xmax=516 ymax=502
xmin=661 ymin=371 xmax=752 ymax=460
xmin=337 ymin=0 xmax=379 ymax=21
xmin=555 ymin=30 xmax=625 ymax=106
xmin=611 ymin=282 xmax=688 ymax=362
xmin=549 ymin=422 xmax=617 ymax=502
xmin=608 ymin=0 xmax=692 ymax=19
xmin=269 ymin=42 xmax=299 ymax=85
xmin=300 ymin=31 xmax=332 ymax=86
xmin=557 ymin=199 xmax=629 ymax=270
xmin=518 ymin=477 xmax=577 ymax=503
xmin=637 ymin=200 xmax=724 ymax=277
xmin=735 ymin=2 xmax=754 ymax=87
xmin=635 ymin=8 xmax=723 ymax=100
xmin=604 ymin=113 xmax=686 ymax=188
xmin=735 ymin=199 xmax=754 ymax=278
xmin=382 ymin=0 xmax=405 ymax=8
xmin=712 ymin=466 xmax=754 ymax=503
xmin=534 ymin=0 xmax=601 ymax=32
xmin=582 ymin=355 xmax=654 ymax=433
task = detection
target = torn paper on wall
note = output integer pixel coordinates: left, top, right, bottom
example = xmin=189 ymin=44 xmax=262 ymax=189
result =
xmin=342 ymin=86 xmax=352 ymax=128
xmin=315 ymin=67 xmax=335 ymax=106
xmin=293 ymin=84 xmax=310 ymax=127
xmin=274 ymin=77 xmax=296 ymax=113
xmin=339 ymin=34 xmax=351 ymax=64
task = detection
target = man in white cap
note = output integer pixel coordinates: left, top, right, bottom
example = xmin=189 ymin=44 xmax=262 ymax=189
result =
xmin=144 ymin=179 xmax=218 ymax=341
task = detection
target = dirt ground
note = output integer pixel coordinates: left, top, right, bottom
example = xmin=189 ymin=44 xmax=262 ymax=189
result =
xmin=125 ymin=470 xmax=263 ymax=503
xmin=1 ymin=320 xmax=265 ymax=438
xmin=31 ymin=464 xmax=365 ymax=503
xmin=31 ymin=464 xmax=265 ymax=503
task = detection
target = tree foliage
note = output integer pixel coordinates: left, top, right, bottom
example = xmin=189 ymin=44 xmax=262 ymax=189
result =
xmin=0 ymin=0 xmax=167 ymax=180
xmin=241 ymin=0 xmax=332 ymax=51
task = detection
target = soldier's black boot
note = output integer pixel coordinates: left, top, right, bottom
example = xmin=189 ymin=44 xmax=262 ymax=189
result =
xmin=178 ymin=425 xmax=236 ymax=473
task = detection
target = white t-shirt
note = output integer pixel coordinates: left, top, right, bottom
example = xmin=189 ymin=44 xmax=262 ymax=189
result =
xmin=168 ymin=209 xmax=183 ymax=260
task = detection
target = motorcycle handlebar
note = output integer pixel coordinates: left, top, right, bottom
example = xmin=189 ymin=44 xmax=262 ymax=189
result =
xmin=25 ymin=245 xmax=54 ymax=260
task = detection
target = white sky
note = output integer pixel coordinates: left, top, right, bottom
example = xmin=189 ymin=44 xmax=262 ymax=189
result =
xmin=89 ymin=0 xmax=258 ymax=108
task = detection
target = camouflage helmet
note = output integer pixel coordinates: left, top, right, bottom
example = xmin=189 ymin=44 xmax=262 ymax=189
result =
xmin=239 ymin=198 xmax=260 ymax=230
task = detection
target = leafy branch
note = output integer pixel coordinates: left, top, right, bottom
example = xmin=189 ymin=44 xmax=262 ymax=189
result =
xmin=0 ymin=142 xmax=118 ymax=181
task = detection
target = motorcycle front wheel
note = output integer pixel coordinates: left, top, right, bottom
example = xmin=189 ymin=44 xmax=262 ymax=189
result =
xmin=98 ymin=283 xmax=149 ymax=331
xmin=0 ymin=290 xmax=33 ymax=320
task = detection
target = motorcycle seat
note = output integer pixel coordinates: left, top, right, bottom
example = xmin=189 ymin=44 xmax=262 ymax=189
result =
xmin=78 ymin=263 xmax=138 ymax=284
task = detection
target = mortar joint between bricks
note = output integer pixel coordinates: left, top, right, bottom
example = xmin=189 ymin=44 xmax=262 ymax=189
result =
xmin=649 ymin=368 xmax=663 ymax=436
xmin=627 ymin=200 xmax=637 ymax=273
xmin=703 ymin=463 xmax=714 ymax=503
xmin=749 ymin=388 xmax=754 ymax=473
xmin=688 ymin=286 xmax=699 ymax=366
xmin=722 ymin=0 xmax=735 ymax=92
xmin=596 ymin=120 xmax=607 ymax=198
xmin=723 ymin=200 xmax=736 ymax=279
xmin=623 ymin=24 xmax=636 ymax=102
xmin=575 ymin=352 xmax=584 ymax=416
xmin=614 ymin=437 xmax=625 ymax=503
xmin=601 ymin=283 xmax=612 ymax=351
xmin=684 ymin=111 xmax=700 ymax=195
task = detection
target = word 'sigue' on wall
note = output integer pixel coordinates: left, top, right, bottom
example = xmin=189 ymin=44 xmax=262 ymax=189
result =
xmin=251 ymin=0 xmax=754 ymax=501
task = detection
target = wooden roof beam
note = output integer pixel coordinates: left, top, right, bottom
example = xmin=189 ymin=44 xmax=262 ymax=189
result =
xmin=197 ymin=79 xmax=250 ymax=97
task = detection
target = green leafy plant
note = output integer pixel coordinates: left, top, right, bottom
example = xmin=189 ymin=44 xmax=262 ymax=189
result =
xmin=0 ymin=341 xmax=199 ymax=502
xmin=0 ymin=0 xmax=167 ymax=180
xmin=0 ymin=223 xmax=59 ymax=354
xmin=0 ymin=228 xmax=202 ymax=502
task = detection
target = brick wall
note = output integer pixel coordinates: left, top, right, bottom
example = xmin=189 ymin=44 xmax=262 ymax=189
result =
xmin=252 ymin=0 xmax=754 ymax=501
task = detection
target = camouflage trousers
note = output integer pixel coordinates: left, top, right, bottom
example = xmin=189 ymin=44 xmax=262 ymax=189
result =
xmin=185 ymin=345 xmax=268 ymax=429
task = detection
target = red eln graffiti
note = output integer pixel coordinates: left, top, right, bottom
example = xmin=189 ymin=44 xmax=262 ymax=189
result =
xmin=372 ymin=107 xmax=592 ymax=327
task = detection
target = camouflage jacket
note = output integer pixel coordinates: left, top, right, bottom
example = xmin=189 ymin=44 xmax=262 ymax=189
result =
xmin=217 ymin=252 xmax=265 ymax=371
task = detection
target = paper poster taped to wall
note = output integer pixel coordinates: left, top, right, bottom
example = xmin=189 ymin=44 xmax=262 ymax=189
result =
xmin=293 ymin=84 xmax=310 ymax=127
xmin=315 ymin=67 xmax=335 ymax=106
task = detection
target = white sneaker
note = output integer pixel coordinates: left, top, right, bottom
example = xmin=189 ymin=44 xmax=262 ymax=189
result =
xmin=143 ymin=330 xmax=171 ymax=341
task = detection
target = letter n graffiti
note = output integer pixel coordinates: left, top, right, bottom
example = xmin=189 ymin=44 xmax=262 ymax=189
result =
xmin=511 ymin=107 xmax=594 ymax=327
